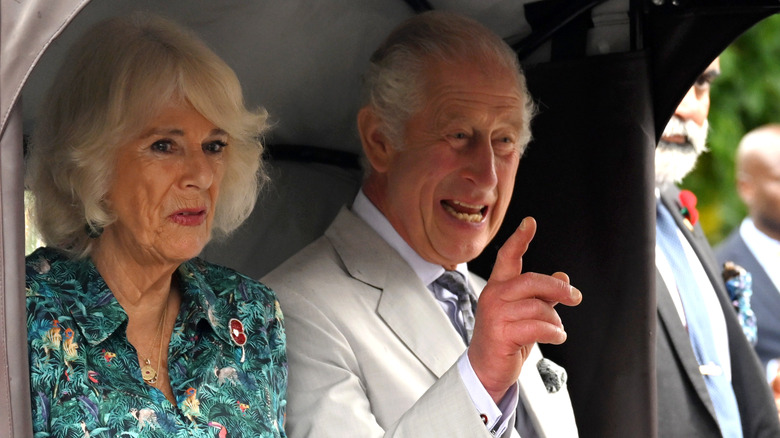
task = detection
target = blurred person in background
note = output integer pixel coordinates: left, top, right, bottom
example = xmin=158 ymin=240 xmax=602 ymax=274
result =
xmin=654 ymin=58 xmax=780 ymax=437
xmin=716 ymin=124 xmax=780 ymax=389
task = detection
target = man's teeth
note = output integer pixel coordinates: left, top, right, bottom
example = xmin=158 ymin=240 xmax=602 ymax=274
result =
xmin=452 ymin=200 xmax=483 ymax=209
xmin=443 ymin=200 xmax=485 ymax=223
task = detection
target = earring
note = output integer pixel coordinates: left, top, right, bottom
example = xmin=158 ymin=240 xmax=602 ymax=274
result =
xmin=85 ymin=223 xmax=103 ymax=239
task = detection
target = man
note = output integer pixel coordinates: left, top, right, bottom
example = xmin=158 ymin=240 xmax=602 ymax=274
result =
xmin=262 ymin=11 xmax=582 ymax=438
xmin=715 ymin=124 xmax=780 ymax=378
xmin=654 ymin=58 xmax=780 ymax=437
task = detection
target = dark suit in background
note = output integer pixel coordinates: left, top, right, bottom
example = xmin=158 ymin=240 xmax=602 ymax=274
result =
xmin=716 ymin=227 xmax=780 ymax=372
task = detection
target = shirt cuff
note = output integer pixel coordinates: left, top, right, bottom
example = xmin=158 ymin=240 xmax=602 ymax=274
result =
xmin=457 ymin=350 xmax=519 ymax=436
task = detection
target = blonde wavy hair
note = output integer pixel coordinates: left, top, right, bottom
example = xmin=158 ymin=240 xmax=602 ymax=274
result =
xmin=26 ymin=12 xmax=268 ymax=258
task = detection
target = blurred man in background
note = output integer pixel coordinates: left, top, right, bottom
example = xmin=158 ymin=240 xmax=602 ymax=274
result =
xmin=716 ymin=124 xmax=780 ymax=383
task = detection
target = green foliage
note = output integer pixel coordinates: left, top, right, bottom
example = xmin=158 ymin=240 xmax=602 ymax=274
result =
xmin=682 ymin=13 xmax=780 ymax=245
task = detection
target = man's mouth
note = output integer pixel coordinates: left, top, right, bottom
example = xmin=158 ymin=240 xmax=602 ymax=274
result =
xmin=442 ymin=200 xmax=487 ymax=223
xmin=661 ymin=134 xmax=688 ymax=144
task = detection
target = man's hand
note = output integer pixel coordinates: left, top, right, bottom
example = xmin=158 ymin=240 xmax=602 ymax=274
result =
xmin=468 ymin=217 xmax=582 ymax=403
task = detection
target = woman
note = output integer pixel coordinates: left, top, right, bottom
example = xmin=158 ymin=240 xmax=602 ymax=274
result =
xmin=25 ymin=13 xmax=286 ymax=437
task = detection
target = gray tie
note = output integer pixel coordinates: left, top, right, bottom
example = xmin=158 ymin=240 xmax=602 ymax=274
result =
xmin=434 ymin=270 xmax=477 ymax=344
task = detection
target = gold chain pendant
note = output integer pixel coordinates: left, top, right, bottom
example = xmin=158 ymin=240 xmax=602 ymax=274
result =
xmin=141 ymin=358 xmax=158 ymax=384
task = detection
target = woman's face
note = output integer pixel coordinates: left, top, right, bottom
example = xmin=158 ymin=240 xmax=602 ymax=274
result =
xmin=101 ymin=102 xmax=227 ymax=265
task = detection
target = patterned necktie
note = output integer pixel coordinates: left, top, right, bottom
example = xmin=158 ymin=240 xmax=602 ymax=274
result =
xmin=656 ymin=202 xmax=743 ymax=438
xmin=434 ymin=270 xmax=477 ymax=344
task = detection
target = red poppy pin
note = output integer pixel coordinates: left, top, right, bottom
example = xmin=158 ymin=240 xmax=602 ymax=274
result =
xmin=678 ymin=189 xmax=699 ymax=231
xmin=229 ymin=318 xmax=247 ymax=363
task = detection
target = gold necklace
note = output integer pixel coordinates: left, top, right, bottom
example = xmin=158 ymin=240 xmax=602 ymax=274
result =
xmin=140 ymin=298 xmax=169 ymax=385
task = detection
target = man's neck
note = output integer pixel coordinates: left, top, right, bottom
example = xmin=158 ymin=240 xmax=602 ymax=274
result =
xmin=752 ymin=217 xmax=780 ymax=243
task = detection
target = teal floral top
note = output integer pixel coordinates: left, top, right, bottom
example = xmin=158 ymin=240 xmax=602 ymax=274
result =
xmin=26 ymin=247 xmax=287 ymax=437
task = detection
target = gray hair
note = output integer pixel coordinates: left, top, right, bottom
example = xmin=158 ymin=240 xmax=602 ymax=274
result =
xmin=26 ymin=12 xmax=268 ymax=258
xmin=361 ymin=11 xmax=535 ymax=153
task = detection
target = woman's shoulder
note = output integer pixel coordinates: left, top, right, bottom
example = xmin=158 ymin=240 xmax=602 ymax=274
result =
xmin=25 ymin=247 xmax=80 ymax=294
xmin=26 ymin=246 xmax=68 ymax=274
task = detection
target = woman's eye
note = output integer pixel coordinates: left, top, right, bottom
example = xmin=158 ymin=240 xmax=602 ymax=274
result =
xmin=151 ymin=140 xmax=173 ymax=153
xmin=204 ymin=140 xmax=227 ymax=154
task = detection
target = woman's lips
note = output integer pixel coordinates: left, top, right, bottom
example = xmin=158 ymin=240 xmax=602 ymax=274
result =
xmin=169 ymin=209 xmax=207 ymax=226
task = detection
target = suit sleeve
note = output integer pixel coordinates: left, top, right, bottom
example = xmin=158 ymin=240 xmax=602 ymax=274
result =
xmin=275 ymin=286 xmax=513 ymax=438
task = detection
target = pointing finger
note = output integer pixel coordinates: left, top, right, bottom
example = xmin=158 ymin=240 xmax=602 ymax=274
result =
xmin=490 ymin=217 xmax=535 ymax=282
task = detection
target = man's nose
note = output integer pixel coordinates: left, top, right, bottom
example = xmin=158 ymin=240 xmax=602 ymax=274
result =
xmin=674 ymin=86 xmax=709 ymax=127
xmin=464 ymin=138 xmax=498 ymax=188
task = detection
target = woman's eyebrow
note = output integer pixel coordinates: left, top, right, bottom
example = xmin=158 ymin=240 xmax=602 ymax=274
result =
xmin=139 ymin=127 xmax=227 ymax=138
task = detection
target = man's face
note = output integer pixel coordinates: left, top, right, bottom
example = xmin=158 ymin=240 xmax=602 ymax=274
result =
xmin=655 ymin=58 xmax=721 ymax=186
xmin=739 ymin=135 xmax=780 ymax=240
xmin=369 ymin=59 xmax=526 ymax=270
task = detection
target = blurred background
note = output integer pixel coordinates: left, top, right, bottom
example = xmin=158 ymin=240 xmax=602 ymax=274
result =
xmin=684 ymin=13 xmax=780 ymax=245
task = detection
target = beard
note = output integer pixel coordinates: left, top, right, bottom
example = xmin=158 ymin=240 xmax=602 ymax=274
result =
xmin=655 ymin=116 xmax=709 ymax=187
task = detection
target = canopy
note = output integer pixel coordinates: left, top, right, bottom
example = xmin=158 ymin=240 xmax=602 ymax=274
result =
xmin=2 ymin=1 xmax=777 ymax=437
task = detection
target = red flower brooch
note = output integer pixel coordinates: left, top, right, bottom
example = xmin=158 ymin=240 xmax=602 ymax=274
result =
xmin=229 ymin=318 xmax=247 ymax=363
xmin=678 ymin=189 xmax=699 ymax=231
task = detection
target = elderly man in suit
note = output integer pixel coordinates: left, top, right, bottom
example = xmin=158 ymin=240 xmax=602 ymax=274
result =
xmin=262 ymin=11 xmax=582 ymax=438
xmin=716 ymin=124 xmax=780 ymax=379
xmin=654 ymin=58 xmax=780 ymax=437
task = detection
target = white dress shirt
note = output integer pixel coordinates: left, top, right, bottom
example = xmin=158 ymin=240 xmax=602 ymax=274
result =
xmin=739 ymin=217 xmax=780 ymax=381
xmin=739 ymin=217 xmax=780 ymax=295
xmin=352 ymin=190 xmax=518 ymax=436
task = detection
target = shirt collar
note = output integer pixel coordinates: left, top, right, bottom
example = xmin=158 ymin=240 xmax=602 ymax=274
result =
xmin=352 ymin=189 xmax=469 ymax=287
xmin=68 ymin=256 xmax=232 ymax=347
xmin=740 ymin=217 xmax=780 ymax=259
xmin=170 ymin=259 xmax=237 ymax=346
xmin=66 ymin=256 xmax=128 ymax=346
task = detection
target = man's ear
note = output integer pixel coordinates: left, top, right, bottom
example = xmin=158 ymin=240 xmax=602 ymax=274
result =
xmin=358 ymin=106 xmax=392 ymax=173
xmin=736 ymin=173 xmax=754 ymax=205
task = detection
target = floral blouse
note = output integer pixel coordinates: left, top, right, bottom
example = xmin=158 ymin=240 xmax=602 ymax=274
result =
xmin=26 ymin=247 xmax=287 ymax=437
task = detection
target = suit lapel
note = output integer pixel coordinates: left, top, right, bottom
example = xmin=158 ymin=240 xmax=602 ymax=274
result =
xmin=659 ymin=187 xmax=724 ymax=295
xmin=655 ymin=268 xmax=719 ymax=421
xmin=730 ymin=235 xmax=777 ymax=311
xmin=657 ymin=188 xmax=722 ymax=423
xmin=326 ymin=208 xmax=466 ymax=378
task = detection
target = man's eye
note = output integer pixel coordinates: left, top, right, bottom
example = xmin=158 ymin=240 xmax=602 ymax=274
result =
xmin=452 ymin=133 xmax=468 ymax=140
xmin=151 ymin=140 xmax=173 ymax=153
xmin=493 ymin=137 xmax=518 ymax=154
xmin=204 ymin=140 xmax=227 ymax=154
xmin=493 ymin=135 xmax=517 ymax=147
xmin=695 ymin=77 xmax=712 ymax=90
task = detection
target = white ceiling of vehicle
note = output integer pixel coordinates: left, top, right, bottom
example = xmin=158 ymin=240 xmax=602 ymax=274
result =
xmin=4 ymin=0 xmax=630 ymax=154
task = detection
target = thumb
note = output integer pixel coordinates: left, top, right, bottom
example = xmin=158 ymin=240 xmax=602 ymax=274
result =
xmin=490 ymin=217 xmax=536 ymax=282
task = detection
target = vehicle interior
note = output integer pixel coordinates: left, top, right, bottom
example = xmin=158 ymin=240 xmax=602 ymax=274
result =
xmin=2 ymin=1 xmax=779 ymax=436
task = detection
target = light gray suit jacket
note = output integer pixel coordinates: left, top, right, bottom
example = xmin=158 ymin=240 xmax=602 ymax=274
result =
xmin=262 ymin=207 xmax=578 ymax=438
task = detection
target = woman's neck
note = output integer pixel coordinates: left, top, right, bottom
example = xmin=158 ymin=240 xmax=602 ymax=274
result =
xmin=91 ymin=238 xmax=182 ymax=404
